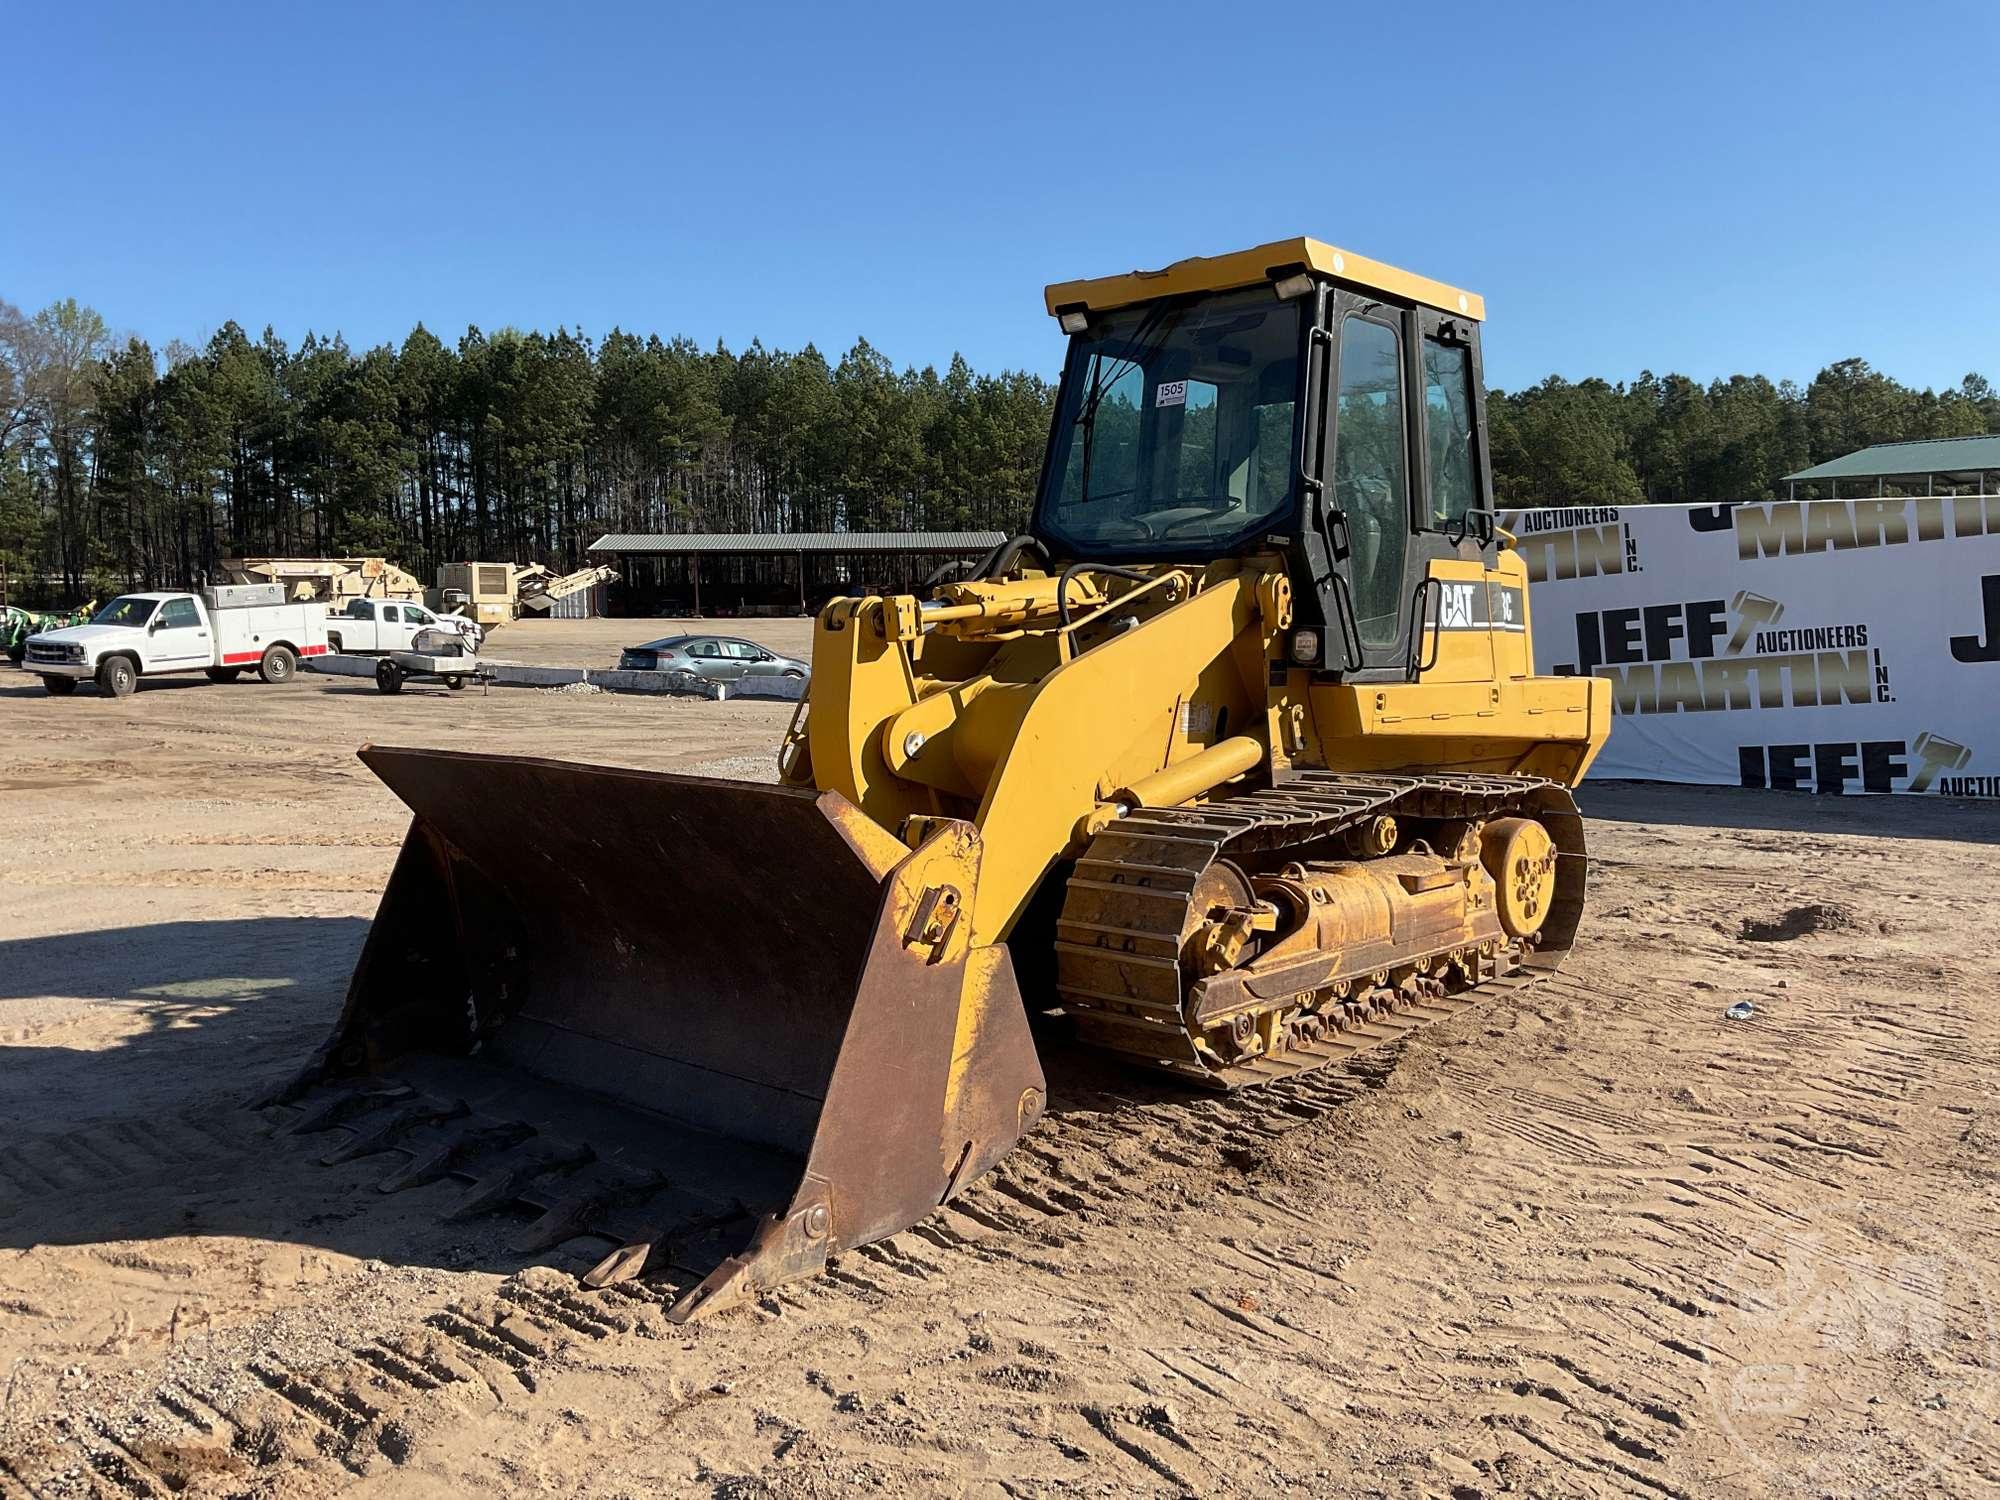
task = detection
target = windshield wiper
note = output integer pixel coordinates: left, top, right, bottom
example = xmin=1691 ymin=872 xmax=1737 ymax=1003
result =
xmin=1080 ymin=359 xmax=1100 ymax=506
xmin=1072 ymin=299 xmax=1179 ymax=508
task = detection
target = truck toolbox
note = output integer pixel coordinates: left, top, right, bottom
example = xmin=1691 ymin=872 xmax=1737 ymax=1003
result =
xmin=202 ymin=583 xmax=287 ymax=609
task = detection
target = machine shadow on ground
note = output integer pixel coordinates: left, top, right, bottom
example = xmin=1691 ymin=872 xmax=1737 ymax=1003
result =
xmin=0 ymin=917 xmax=574 ymax=1280
xmin=0 ymin=915 xmax=1266 ymax=1287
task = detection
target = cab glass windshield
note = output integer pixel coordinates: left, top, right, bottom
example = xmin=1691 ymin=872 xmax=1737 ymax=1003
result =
xmin=1037 ymin=289 xmax=1301 ymax=558
xmin=93 ymin=597 xmax=159 ymax=626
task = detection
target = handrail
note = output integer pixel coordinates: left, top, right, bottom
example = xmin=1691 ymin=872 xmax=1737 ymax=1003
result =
xmin=1055 ymin=562 xmax=1155 ymax=630
xmin=1056 ymin=566 xmax=1191 ymax=665
xmin=1327 ymin=571 xmax=1365 ymax=672
xmin=1404 ymin=577 xmax=1442 ymax=683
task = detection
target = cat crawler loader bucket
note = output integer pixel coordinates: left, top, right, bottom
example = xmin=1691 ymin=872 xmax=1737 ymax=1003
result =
xmin=274 ymin=746 xmax=1045 ymax=1322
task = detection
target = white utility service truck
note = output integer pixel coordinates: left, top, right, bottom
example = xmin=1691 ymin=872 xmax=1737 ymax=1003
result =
xmin=323 ymin=597 xmax=481 ymax=655
xmin=25 ymin=584 xmax=329 ymax=697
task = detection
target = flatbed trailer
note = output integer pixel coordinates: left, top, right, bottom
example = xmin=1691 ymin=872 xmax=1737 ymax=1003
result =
xmin=374 ymin=646 xmax=490 ymax=695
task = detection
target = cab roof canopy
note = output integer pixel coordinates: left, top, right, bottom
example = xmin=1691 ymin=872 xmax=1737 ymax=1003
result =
xmin=1044 ymin=237 xmax=1484 ymax=323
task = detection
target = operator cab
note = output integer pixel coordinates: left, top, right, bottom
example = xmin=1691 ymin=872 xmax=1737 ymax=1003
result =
xmin=1033 ymin=237 xmax=1496 ymax=679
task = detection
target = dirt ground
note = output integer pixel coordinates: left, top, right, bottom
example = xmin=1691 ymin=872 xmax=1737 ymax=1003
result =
xmin=2 ymin=617 xmax=1996 ymax=1498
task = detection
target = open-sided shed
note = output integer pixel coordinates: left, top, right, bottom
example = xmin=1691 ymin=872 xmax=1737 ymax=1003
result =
xmin=1785 ymin=434 xmax=2000 ymax=498
xmin=586 ymin=532 xmax=1006 ymax=616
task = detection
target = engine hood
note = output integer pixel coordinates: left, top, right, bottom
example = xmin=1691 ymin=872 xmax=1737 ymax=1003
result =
xmin=31 ymin=622 xmax=138 ymax=648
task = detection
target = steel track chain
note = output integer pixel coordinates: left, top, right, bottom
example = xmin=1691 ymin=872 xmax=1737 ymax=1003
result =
xmin=1055 ymin=771 xmax=1587 ymax=1087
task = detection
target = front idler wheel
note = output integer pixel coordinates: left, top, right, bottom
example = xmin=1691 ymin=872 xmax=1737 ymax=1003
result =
xmin=1480 ymin=818 xmax=1556 ymax=940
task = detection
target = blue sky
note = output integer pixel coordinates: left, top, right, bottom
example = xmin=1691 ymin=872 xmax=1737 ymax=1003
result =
xmin=4 ymin=0 xmax=1993 ymax=394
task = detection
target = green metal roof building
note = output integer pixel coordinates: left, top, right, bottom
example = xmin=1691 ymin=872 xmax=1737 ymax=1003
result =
xmin=1785 ymin=435 xmax=2000 ymax=497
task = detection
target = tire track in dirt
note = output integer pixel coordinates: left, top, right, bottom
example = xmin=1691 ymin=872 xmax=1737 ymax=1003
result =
xmin=0 ymin=1026 xmax=1420 ymax=1496
xmin=1331 ymin=980 xmax=1709 ymax=1495
xmin=1216 ymin=950 xmax=1968 ymax=1497
xmin=0 ymin=1113 xmax=252 ymax=1207
xmin=1435 ymin=945 xmax=1992 ymax=1496
xmin=11 ymin=784 xmax=2000 ymax=1495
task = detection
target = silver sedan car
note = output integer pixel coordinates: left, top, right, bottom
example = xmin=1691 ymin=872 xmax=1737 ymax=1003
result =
xmin=617 ymin=633 xmax=809 ymax=682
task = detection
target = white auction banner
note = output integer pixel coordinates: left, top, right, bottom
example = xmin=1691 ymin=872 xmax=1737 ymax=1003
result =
xmin=1498 ymin=500 xmax=2000 ymax=796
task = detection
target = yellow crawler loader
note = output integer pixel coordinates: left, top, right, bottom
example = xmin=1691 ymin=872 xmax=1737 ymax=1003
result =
xmin=276 ymin=239 xmax=1608 ymax=1320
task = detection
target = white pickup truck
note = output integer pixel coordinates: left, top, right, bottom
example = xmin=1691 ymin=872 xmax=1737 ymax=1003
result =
xmin=25 ymin=585 xmax=329 ymax=697
xmin=324 ymin=597 xmax=481 ymax=655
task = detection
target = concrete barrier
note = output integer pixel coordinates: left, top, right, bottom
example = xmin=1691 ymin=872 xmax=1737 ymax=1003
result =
xmin=489 ymin=664 xmax=589 ymax=687
xmin=714 ymin=674 xmax=808 ymax=703
xmin=572 ymin=669 xmax=803 ymax=701
xmin=309 ymin=654 xmax=805 ymax=702
xmin=584 ymin=667 xmax=717 ymax=698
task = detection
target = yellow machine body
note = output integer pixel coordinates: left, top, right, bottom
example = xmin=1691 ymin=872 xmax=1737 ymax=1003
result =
xmin=288 ymin=238 xmax=1607 ymax=1321
xmin=784 ymin=549 xmax=1603 ymax=952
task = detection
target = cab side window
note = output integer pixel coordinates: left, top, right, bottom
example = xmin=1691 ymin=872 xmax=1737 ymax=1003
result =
xmin=382 ymin=605 xmax=401 ymax=623
xmin=1422 ymin=336 xmax=1478 ymax=528
xmin=1332 ymin=315 xmax=1411 ymax=646
xmin=158 ymin=598 xmax=199 ymax=629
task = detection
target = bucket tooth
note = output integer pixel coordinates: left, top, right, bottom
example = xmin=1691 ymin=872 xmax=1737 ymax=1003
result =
xmin=375 ymin=1121 xmax=535 ymax=1194
xmin=666 ymin=1202 xmax=825 ymax=1325
xmin=288 ymin=1085 xmax=413 ymax=1136
xmin=449 ymin=1144 xmax=593 ymax=1222
xmin=512 ymin=1170 xmax=664 ymax=1255
xmin=514 ymin=1196 xmax=608 ymax=1255
xmin=379 ymin=1143 xmax=456 ymax=1194
xmin=321 ymin=1100 xmax=469 ymax=1166
xmin=582 ymin=1235 xmax=659 ymax=1289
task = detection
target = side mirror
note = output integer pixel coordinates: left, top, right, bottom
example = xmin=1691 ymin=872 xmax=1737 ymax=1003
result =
xmin=148 ymin=618 xmax=163 ymax=633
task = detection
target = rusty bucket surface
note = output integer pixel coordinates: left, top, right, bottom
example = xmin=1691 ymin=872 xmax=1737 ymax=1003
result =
xmin=278 ymin=746 xmax=1045 ymax=1320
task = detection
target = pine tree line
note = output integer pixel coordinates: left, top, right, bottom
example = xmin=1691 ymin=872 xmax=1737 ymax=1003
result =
xmin=1490 ymin=366 xmax=2000 ymax=509
xmin=1 ymin=300 xmax=1054 ymax=601
xmin=3 ymin=294 xmax=1995 ymax=607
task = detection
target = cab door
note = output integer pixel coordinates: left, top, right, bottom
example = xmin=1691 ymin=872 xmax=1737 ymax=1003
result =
xmin=1324 ymin=294 xmax=1419 ymax=672
xmin=401 ymin=603 xmax=441 ymax=648
xmin=148 ymin=596 xmax=212 ymax=671
xmin=1408 ymin=309 xmax=1506 ymax=682
xmin=1320 ymin=294 xmax=1501 ymax=679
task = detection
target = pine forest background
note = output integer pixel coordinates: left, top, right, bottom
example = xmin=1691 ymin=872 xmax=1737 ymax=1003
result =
xmin=3 ymin=295 xmax=1996 ymax=605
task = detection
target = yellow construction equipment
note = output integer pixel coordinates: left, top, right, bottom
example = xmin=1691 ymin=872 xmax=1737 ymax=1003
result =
xmin=516 ymin=562 xmax=619 ymax=615
xmin=435 ymin=561 xmax=619 ymax=627
xmin=224 ymin=556 xmax=426 ymax=605
xmin=277 ymin=238 xmax=1607 ymax=1321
